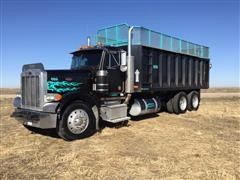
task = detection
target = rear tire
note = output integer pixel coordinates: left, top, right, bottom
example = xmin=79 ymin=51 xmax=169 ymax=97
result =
xmin=187 ymin=91 xmax=200 ymax=111
xmin=172 ymin=92 xmax=188 ymax=114
xmin=57 ymin=102 xmax=96 ymax=141
xmin=166 ymin=98 xmax=174 ymax=113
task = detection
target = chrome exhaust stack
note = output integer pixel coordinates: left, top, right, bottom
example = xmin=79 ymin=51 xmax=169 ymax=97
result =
xmin=87 ymin=36 xmax=91 ymax=46
xmin=125 ymin=26 xmax=134 ymax=94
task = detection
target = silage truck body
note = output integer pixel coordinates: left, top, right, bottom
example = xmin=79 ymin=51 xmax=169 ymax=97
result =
xmin=11 ymin=24 xmax=210 ymax=140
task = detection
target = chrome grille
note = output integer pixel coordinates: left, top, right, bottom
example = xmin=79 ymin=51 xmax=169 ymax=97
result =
xmin=21 ymin=75 xmax=40 ymax=107
xmin=21 ymin=69 xmax=46 ymax=110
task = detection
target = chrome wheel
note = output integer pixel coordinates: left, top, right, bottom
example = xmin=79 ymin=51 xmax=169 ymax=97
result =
xmin=192 ymin=95 xmax=199 ymax=109
xmin=67 ymin=109 xmax=89 ymax=134
xmin=179 ymin=96 xmax=187 ymax=111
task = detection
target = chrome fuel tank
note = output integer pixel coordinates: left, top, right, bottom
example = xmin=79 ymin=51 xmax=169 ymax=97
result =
xmin=129 ymin=97 xmax=161 ymax=116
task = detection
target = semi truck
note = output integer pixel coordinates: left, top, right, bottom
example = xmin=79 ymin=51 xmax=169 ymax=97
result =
xmin=11 ymin=24 xmax=210 ymax=140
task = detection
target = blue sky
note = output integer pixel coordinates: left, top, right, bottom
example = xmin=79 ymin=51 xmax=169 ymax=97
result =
xmin=1 ymin=0 xmax=239 ymax=87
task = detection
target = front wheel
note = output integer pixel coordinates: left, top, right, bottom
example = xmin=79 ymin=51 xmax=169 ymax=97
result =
xmin=57 ymin=102 xmax=96 ymax=141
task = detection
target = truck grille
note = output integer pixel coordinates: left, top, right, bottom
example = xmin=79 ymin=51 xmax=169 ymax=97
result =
xmin=21 ymin=75 xmax=41 ymax=108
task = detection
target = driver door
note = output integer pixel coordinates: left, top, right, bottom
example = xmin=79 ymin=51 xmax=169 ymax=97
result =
xmin=103 ymin=51 xmax=124 ymax=95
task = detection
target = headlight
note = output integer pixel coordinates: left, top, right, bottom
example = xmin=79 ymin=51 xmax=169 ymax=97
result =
xmin=16 ymin=92 xmax=21 ymax=98
xmin=44 ymin=94 xmax=62 ymax=102
xmin=13 ymin=96 xmax=22 ymax=108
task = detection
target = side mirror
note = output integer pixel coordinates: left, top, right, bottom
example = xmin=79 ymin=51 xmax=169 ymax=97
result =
xmin=120 ymin=50 xmax=127 ymax=72
xmin=209 ymin=63 xmax=212 ymax=69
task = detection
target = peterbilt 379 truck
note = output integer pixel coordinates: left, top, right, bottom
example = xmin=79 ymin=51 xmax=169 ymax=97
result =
xmin=11 ymin=24 xmax=210 ymax=140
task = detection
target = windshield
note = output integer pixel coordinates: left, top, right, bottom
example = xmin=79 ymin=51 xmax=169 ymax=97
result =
xmin=71 ymin=51 xmax=102 ymax=69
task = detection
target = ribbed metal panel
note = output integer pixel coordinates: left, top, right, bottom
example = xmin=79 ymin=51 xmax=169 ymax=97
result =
xmin=21 ymin=75 xmax=40 ymax=108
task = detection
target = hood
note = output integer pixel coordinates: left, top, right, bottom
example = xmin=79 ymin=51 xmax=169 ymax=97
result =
xmin=47 ymin=69 xmax=93 ymax=94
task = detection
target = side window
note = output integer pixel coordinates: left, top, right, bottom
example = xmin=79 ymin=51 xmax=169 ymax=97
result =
xmin=78 ymin=55 xmax=88 ymax=66
xmin=103 ymin=52 xmax=120 ymax=69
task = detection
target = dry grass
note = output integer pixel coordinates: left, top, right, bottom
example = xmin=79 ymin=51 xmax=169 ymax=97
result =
xmin=201 ymin=87 xmax=240 ymax=93
xmin=0 ymin=89 xmax=240 ymax=179
xmin=0 ymin=88 xmax=19 ymax=95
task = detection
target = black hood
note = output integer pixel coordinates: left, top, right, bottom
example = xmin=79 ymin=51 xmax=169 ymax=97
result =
xmin=46 ymin=69 xmax=93 ymax=94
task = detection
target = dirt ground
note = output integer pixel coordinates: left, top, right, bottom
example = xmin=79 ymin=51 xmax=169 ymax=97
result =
xmin=0 ymin=89 xmax=239 ymax=179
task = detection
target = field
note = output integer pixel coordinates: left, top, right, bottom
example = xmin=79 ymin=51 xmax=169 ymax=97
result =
xmin=0 ymin=89 xmax=239 ymax=179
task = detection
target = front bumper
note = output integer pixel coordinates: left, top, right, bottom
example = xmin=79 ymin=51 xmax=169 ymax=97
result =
xmin=11 ymin=108 xmax=57 ymax=129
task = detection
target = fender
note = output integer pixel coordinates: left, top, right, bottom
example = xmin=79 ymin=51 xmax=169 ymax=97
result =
xmin=56 ymin=91 xmax=100 ymax=129
xmin=58 ymin=91 xmax=99 ymax=113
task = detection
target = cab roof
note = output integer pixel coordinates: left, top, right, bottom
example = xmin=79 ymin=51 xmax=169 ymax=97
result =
xmin=70 ymin=46 xmax=122 ymax=55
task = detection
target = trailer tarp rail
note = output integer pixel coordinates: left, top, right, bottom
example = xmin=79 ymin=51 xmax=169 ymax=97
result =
xmin=96 ymin=23 xmax=209 ymax=59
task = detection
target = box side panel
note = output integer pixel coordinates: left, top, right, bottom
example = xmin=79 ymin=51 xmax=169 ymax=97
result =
xmin=132 ymin=46 xmax=209 ymax=92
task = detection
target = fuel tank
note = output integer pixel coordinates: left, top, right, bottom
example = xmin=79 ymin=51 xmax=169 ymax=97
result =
xmin=129 ymin=97 xmax=161 ymax=116
xmin=96 ymin=70 xmax=109 ymax=94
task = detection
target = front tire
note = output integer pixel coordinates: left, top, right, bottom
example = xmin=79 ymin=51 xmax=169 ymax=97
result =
xmin=57 ymin=102 xmax=96 ymax=141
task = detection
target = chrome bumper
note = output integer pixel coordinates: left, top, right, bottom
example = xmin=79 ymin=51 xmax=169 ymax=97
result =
xmin=11 ymin=108 xmax=57 ymax=129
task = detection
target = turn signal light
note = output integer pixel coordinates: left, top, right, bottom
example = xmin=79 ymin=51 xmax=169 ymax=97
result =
xmin=54 ymin=94 xmax=62 ymax=101
xmin=45 ymin=94 xmax=62 ymax=102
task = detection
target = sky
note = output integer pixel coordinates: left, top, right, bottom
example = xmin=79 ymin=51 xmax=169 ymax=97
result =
xmin=0 ymin=0 xmax=239 ymax=88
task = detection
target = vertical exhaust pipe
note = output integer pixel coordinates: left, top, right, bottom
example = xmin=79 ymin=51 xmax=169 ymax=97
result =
xmin=126 ymin=26 xmax=134 ymax=93
xmin=87 ymin=36 xmax=91 ymax=46
xmin=128 ymin=26 xmax=134 ymax=57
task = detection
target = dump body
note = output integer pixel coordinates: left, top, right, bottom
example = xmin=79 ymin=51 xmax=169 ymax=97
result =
xmin=96 ymin=23 xmax=210 ymax=93
xmin=129 ymin=45 xmax=209 ymax=93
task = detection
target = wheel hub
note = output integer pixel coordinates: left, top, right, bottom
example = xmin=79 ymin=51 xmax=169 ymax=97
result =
xmin=67 ymin=109 xmax=89 ymax=134
xmin=192 ymin=95 xmax=199 ymax=108
xmin=179 ymin=96 xmax=187 ymax=111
